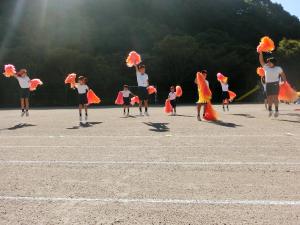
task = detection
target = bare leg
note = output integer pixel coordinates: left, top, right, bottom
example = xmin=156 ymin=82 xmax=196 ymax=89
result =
xmin=25 ymin=98 xmax=29 ymax=111
xmin=144 ymin=100 xmax=149 ymax=112
xmin=197 ymin=104 xmax=202 ymax=120
xmin=20 ymin=98 xmax=25 ymax=110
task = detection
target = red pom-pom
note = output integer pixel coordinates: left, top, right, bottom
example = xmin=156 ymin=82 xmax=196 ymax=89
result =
xmin=278 ymin=82 xmax=298 ymax=103
xmin=3 ymin=64 xmax=16 ymax=77
xmin=87 ymin=89 xmax=101 ymax=104
xmin=196 ymin=72 xmax=212 ymax=102
xmin=175 ymin=86 xmax=183 ymax=97
xmin=228 ymin=90 xmax=237 ymax=102
xmin=256 ymin=67 xmax=265 ymax=77
xmin=217 ymin=73 xmax=228 ymax=83
xmin=126 ymin=51 xmax=142 ymax=67
xmin=130 ymin=96 xmax=140 ymax=105
xmin=29 ymin=79 xmax=43 ymax=91
xmin=65 ymin=73 xmax=77 ymax=88
xmin=257 ymin=36 xmax=275 ymax=53
xmin=164 ymin=99 xmax=173 ymax=114
xmin=147 ymin=85 xmax=157 ymax=95
xmin=115 ymin=91 xmax=124 ymax=105
xmin=203 ymin=102 xmax=218 ymax=121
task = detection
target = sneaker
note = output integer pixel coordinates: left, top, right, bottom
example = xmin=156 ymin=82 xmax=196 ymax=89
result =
xmin=85 ymin=115 xmax=88 ymax=122
xmin=223 ymin=107 xmax=225 ymax=112
xmin=274 ymin=111 xmax=279 ymax=118
xmin=139 ymin=112 xmax=143 ymax=116
xmin=145 ymin=112 xmax=149 ymax=116
xmin=25 ymin=111 xmax=29 ymax=117
xmin=174 ymin=112 xmax=176 ymax=116
xmin=268 ymin=111 xmax=273 ymax=117
xmin=126 ymin=112 xmax=130 ymax=117
xmin=21 ymin=111 xmax=25 ymax=117
xmin=197 ymin=115 xmax=201 ymax=121
xmin=79 ymin=116 xmax=83 ymax=122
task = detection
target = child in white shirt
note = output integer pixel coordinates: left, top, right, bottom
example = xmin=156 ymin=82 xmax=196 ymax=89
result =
xmin=168 ymin=86 xmax=177 ymax=115
xmin=14 ymin=69 xmax=30 ymax=117
xmin=121 ymin=85 xmax=135 ymax=116
xmin=74 ymin=76 xmax=89 ymax=123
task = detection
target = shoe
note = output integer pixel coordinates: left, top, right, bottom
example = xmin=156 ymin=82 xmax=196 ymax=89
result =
xmin=174 ymin=112 xmax=176 ymax=116
xmin=80 ymin=116 xmax=83 ymax=122
xmin=145 ymin=112 xmax=149 ymax=116
xmin=274 ymin=111 xmax=279 ymax=118
xmin=126 ymin=112 xmax=130 ymax=117
xmin=268 ymin=111 xmax=273 ymax=117
xmin=197 ymin=115 xmax=201 ymax=121
xmin=21 ymin=111 xmax=25 ymax=117
xmin=227 ymin=107 xmax=229 ymax=111
xmin=223 ymin=107 xmax=225 ymax=112
xmin=139 ymin=112 xmax=143 ymax=116
xmin=85 ymin=115 xmax=88 ymax=122
xmin=25 ymin=111 xmax=29 ymax=117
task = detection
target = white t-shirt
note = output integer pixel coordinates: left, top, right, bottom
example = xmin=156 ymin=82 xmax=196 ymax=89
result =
xmin=168 ymin=92 xmax=176 ymax=100
xmin=16 ymin=76 xmax=30 ymax=88
xmin=121 ymin=90 xmax=132 ymax=98
xmin=76 ymin=84 xmax=89 ymax=94
xmin=136 ymin=72 xmax=149 ymax=87
xmin=221 ymin=83 xmax=229 ymax=92
xmin=263 ymin=65 xmax=283 ymax=83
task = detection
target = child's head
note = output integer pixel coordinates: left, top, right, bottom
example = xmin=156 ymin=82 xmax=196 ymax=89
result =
xmin=78 ymin=76 xmax=87 ymax=85
xmin=170 ymin=86 xmax=175 ymax=92
xmin=123 ymin=84 xmax=129 ymax=91
xmin=138 ymin=64 xmax=146 ymax=74
xmin=267 ymin=57 xmax=276 ymax=68
xmin=201 ymin=70 xmax=207 ymax=79
xmin=18 ymin=69 xmax=27 ymax=77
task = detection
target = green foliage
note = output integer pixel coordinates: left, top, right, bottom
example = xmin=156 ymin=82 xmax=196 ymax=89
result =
xmin=0 ymin=0 xmax=300 ymax=106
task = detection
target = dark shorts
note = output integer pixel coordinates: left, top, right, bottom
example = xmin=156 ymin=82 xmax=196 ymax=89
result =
xmin=170 ymin=99 xmax=176 ymax=108
xmin=137 ymin=87 xmax=149 ymax=101
xmin=123 ymin=97 xmax=130 ymax=106
xmin=266 ymin=82 xmax=279 ymax=96
xmin=79 ymin=93 xmax=88 ymax=105
xmin=20 ymin=88 xmax=30 ymax=98
xmin=222 ymin=91 xmax=230 ymax=100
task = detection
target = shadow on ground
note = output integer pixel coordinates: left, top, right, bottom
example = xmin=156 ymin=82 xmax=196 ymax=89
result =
xmin=144 ymin=122 xmax=170 ymax=132
xmin=67 ymin=122 xmax=102 ymax=130
xmin=5 ymin=123 xmax=36 ymax=130
xmin=209 ymin=120 xmax=242 ymax=128
xmin=231 ymin=114 xmax=256 ymax=119
xmin=173 ymin=114 xmax=194 ymax=118
xmin=277 ymin=119 xmax=300 ymax=124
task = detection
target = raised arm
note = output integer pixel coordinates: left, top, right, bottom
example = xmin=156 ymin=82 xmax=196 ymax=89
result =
xmin=259 ymin=52 xmax=265 ymax=67
xmin=134 ymin=64 xmax=139 ymax=73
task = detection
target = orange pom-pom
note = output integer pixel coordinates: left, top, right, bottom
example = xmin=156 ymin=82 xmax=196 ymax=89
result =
xmin=130 ymin=96 xmax=140 ymax=105
xmin=256 ymin=67 xmax=265 ymax=77
xmin=65 ymin=73 xmax=77 ymax=88
xmin=175 ymin=86 xmax=183 ymax=97
xmin=217 ymin=73 xmax=228 ymax=83
xmin=29 ymin=79 xmax=43 ymax=91
xmin=203 ymin=102 xmax=218 ymax=121
xmin=257 ymin=36 xmax=275 ymax=53
xmin=278 ymin=82 xmax=298 ymax=103
xmin=3 ymin=64 xmax=16 ymax=77
xmin=164 ymin=99 xmax=173 ymax=114
xmin=126 ymin=51 xmax=142 ymax=67
xmin=196 ymin=72 xmax=212 ymax=103
xmin=115 ymin=91 xmax=124 ymax=105
xmin=87 ymin=89 xmax=101 ymax=104
xmin=228 ymin=90 xmax=237 ymax=102
xmin=147 ymin=85 xmax=157 ymax=95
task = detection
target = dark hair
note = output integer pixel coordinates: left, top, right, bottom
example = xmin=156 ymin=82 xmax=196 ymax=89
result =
xmin=138 ymin=64 xmax=145 ymax=69
xmin=170 ymin=86 xmax=175 ymax=89
xmin=267 ymin=57 xmax=277 ymax=65
xmin=123 ymin=84 xmax=129 ymax=88
xmin=201 ymin=70 xmax=207 ymax=74
xmin=78 ymin=76 xmax=88 ymax=83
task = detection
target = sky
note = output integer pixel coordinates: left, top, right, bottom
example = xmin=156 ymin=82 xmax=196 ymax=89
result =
xmin=272 ymin=0 xmax=300 ymax=18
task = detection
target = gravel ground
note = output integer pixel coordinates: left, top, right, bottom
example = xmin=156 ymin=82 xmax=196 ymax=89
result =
xmin=0 ymin=104 xmax=299 ymax=225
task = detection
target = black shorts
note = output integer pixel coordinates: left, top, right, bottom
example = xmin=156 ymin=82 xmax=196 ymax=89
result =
xmin=123 ymin=97 xmax=130 ymax=106
xmin=266 ymin=82 xmax=279 ymax=96
xmin=222 ymin=91 xmax=230 ymax=100
xmin=137 ymin=87 xmax=149 ymax=101
xmin=79 ymin=93 xmax=88 ymax=105
xmin=170 ymin=99 xmax=176 ymax=108
xmin=20 ymin=88 xmax=30 ymax=98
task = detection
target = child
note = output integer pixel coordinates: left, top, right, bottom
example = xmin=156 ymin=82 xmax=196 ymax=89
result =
xmin=14 ymin=69 xmax=30 ymax=117
xmin=259 ymin=53 xmax=287 ymax=117
xmin=220 ymin=81 xmax=230 ymax=111
xmin=195 ymin=70 xmax=210 ymax=121
xmin=168 ymin=86 xmax=177 ymax=115
xmin=134 ymin=64 xmax=149 ymax=116
xmin=74 ymin=76 xmax=89 ymax=123
xmin=121 ymin=85 xmax=134 ymax=116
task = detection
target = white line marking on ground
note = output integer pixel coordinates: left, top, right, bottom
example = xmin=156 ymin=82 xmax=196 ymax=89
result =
xmin=0 ymin=160 xmax=299 ymax=166
xmin=0 ymin=134 xmax=295 ymax=138
xmin=0 ymin=196 xmax=299 ymax=206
